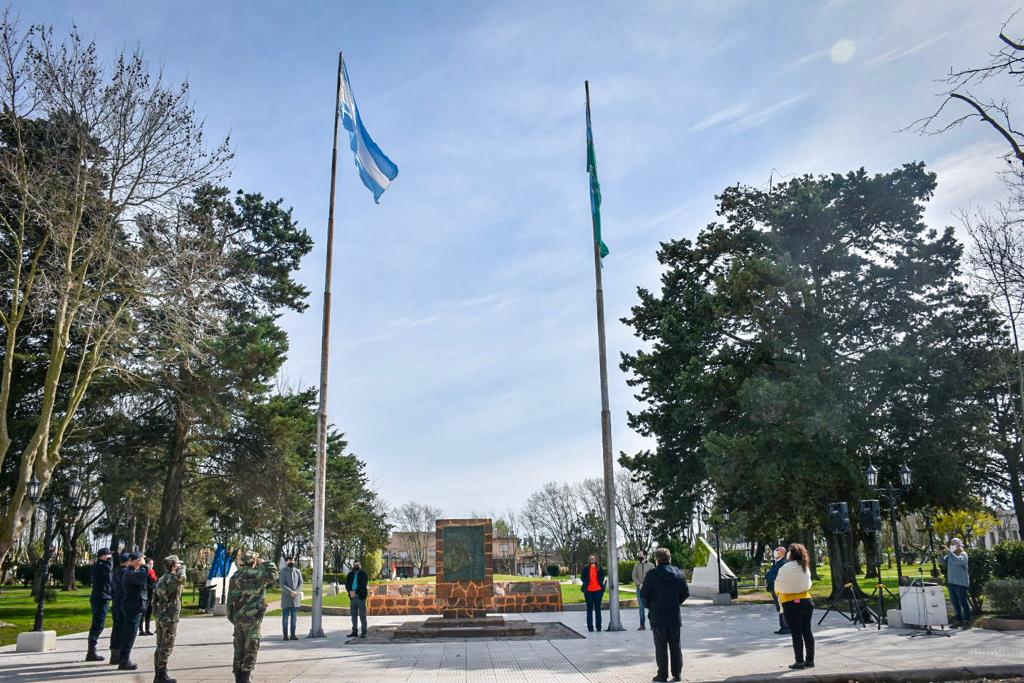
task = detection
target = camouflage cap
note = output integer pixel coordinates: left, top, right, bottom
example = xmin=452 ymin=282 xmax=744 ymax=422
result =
xmin=239 ymin=549 xmax=258 ymax=564
xmin=164 ymin=554 xmax=181 ymax=568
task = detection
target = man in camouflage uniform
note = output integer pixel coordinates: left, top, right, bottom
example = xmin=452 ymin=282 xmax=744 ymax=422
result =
xmin=152 ymin=555 xmax=187 ymax=683
xmin=227 ymin=549 xmax=278 ymax=683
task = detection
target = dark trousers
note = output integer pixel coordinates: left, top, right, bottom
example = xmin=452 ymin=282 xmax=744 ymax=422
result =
xmin=652 ymin=625 xmax=682 ymax=679
xmin=142 ymin=589 xmax=154 ymax=633
xmin=782 ymin=599 xmax=815 ymax=664
xmin=948 ymin=584 xmax=971 ymax=623
xmin=770 ymin=591 xmax=788 ymax=631
xmin=119 ymin=608 xmax=143 ymax=661
xmin=584 ymin=590 xmax=604 ymax=631
xmin=110 ymin=601 xmax=121 ymax=651
xmin=88 ymin=597 xmax=109 ymax=648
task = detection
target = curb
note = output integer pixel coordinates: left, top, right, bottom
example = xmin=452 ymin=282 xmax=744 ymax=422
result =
xmin=703 ymin=664 xmax=1024 ymax=682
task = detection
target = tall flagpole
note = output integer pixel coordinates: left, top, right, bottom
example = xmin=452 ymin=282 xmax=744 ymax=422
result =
xmin=309 ymin=51 xmax=344 ymax=639
xmin=585 ymin=81 xmax=623 ymax=632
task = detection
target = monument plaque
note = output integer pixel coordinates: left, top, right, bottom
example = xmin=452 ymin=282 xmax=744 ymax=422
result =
xmin=442 ymin=525 xmax=486 ymax=582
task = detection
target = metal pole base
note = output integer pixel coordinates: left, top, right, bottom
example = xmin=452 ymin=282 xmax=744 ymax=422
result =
xmin=307 ymin=628 xmax=326 ymax=639
xmin=604 ymin=620 xmax=625 ymax=632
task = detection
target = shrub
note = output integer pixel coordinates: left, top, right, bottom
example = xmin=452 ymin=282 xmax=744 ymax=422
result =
xmin=618 ymin=560 xmax=637 ymax=584
xmin=657 ymin=537 xmax=696 ymax=570
xmin=984 ymin=579 xmax=1024 ymax=618
xmin=968 ymin=547 xmax=996 ymax=613
xmin=546 ymin=564 xmax=560 ymax=578
xmin=721 ymin=549 xmax=755 ymax=576
xmin=992 ymin=541 xmax=1024 ymax=580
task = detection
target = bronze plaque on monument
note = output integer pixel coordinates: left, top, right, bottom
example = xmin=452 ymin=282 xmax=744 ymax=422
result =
xmin=442 ymin=526 xmax=486 ymax=582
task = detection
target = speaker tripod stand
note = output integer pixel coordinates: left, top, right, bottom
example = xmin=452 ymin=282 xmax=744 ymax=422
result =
xmin=817 ymin=580 xmax=879 ymax=628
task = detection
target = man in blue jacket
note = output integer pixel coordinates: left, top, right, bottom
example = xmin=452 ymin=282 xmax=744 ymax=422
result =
xmin=765 ymin=546 xmax=789 ymax=635
xmin=118 ymin=551 xmax=151 ymax=670
xmin=641 ymin=547 xmax=689 ymax=683
xmin=109 ymin=553 xmax=129 ymax=665
xmin=86 ymin=548 xmax=112 ymax=662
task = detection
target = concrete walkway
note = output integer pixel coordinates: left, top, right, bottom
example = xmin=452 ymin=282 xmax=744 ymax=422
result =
xmin=1 ymin=603 xmax=1023 ymax=682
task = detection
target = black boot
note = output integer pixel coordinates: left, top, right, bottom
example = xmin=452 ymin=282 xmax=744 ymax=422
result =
xmin=153 ymin=668 xmax=177 ymax=683
xmin=118 ymin=659 xmax=138 ymax=671
xmin=85 ymin=645 xmax=104 ymax=662
xmin=108 ymin=648 xmax=120 ymax=665
xmin=239 ymin=672 xmax=251 ymax=683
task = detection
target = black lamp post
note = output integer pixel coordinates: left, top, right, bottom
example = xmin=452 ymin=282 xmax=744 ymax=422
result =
xmin=867 ymin=463 xmax=912 ymax=586
xmin=29 ymin=474 xmax=81 ymax=631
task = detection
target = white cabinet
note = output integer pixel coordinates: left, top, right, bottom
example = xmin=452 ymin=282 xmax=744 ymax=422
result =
xmin=899 ymin=584 xmax=948 ymax=627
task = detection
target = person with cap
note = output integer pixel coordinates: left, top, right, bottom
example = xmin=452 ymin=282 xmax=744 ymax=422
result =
xmin=86 ymin=547 xmax=113 ymax=662
xmin=279 ymin=555 xmax=303 ymax=641
xmin=227 ymin=549 xmax=279 ymax=683
xmin=118 ymin=551 xmax=151 ymax=670
xmin=108 ymin=552 xmax=130 ymax=665
xmin=765 ymin=546 xmax=790 ymax=635
xmin=151 ymin=554 xmax=187 ymax=683
xmin=940 ymin=537 xmax=972 ymax=628
xmin=345 ymin=559 xmax=369 ymax=638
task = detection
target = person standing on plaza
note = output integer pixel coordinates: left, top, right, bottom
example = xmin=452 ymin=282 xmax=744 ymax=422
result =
xmin=641 ymin=547 xmax=689 ymax=683
xmin=775 ymin=543 xmax=815 ymax=670
xmin=108 ymin=552 xmax=129 ymax=665
xmin=86 ymin=548 xmax=112 ymax=662
xmin=582 ymin=554 xmax=607 ymax=632
xmin=279 ymin=555 xmax=303 ymax=641
xmin=632 ymin=551 xmax=656 ymax=631
xmin=764 ymin=546 xmax=790 ymax=635
xmin=152 ymin=555 xmax=187 ymax=683
xmin=140 ymin=557 xmax=158 ymax=636
xmin=345 ymin=559 xmax=369 ymax=638
xmin=227 ymin=549 xmax=279 ymax=683
xmin=118 ymin=551 xmax=151 ymax=671
xmin=940 ymin=537 xmax=971 ymax=628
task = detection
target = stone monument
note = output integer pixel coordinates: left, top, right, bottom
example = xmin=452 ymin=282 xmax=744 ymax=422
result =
xmin=689 ymin=536 xmax=737 ymax=600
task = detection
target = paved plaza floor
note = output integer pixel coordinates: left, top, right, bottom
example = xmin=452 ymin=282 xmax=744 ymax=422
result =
xmin=1 ymin=602 xmax=1023 ymax=682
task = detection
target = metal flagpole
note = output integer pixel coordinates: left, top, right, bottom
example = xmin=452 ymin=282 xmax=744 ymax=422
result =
xmin=309 ymin=50 xmax=344 ymax=639
xmin=585 ymin=81 xmax=623 ymax=632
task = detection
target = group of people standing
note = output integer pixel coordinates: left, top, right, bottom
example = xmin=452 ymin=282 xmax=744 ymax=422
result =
xmin=87 ymin=548 xmax=187 ymax=683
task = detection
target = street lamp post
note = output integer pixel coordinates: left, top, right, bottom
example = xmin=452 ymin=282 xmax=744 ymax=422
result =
xmin=867 ymin=463 xmax=912 ymax=586
xmin=28 ymin=475 xmax=81 ymax=632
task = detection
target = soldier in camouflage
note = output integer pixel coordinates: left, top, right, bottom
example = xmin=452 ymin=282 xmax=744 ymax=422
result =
xmin=152 ymin=555 xmax=187 ymax=683
xmin=227 ymin=549 xmax=278 ymax=683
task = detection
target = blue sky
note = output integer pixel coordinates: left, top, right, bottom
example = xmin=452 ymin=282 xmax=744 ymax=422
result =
xmin=28 ymin=1 xmax=1020 ymax=515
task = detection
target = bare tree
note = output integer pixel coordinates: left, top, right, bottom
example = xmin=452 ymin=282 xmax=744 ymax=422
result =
xmin=613 ymin=471 xmax=654 ymax=558
xmin=0 ymin=15 xmax=230 ymax=561
xmin=391 ymin=501 xmax=442 ymax=576
xmin=962 ymin=205 xmax=1024 ymax=533
xmin=521 ymin=482 xmax=581 ymax=563
xmin=909 ymin=11 xmax=1024 ymax=166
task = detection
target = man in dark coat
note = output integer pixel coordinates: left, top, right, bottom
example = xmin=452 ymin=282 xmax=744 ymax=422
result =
xmin=641 ymin=547 xmax=689 ymax=683
xmin=86 ymin=548 xmax=112 ymax=662
xmin=118 ymin=551 xmax=150 ymax=670
xmin=109 ymin=553 xmax=129 ymax=665
xmin=765 ymin=546 xmax=790 ymax=635
xmin=345 ymin=560 xmax=369 ymax=638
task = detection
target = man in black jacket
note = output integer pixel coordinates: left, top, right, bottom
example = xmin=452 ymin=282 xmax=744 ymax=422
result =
xmin=641 ymin=547 xmax=689 ymax=683
xmin=764 ymin=546 xmax=789 ymax=635
xmin=109 ymin=553 xmax=129 ymax=665
xmin=345 ymin=560 xmax=369 ymax=638
xmin=86 ymin=548 xmax=112 ymax=662
xmin=118 ymin=551 xmax=150 ymax=670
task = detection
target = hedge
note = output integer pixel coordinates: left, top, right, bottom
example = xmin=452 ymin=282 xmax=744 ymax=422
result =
xmin=984 ymin=579 xmax=1024 ymax=618
xmin=992 ymin=541 xmax=1024 ymax=581
xmin=618 ymin=560 xmax=637 ymax=584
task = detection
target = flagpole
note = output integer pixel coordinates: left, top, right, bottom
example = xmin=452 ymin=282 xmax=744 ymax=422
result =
xmin=309 ymin=50 xmax=344 ymax=640
xmin=585 ymin=81 xmax=623 ymax=632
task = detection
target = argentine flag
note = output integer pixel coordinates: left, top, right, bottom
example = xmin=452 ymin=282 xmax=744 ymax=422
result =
xmin=338 ymin=55 xmax=398 ymax=202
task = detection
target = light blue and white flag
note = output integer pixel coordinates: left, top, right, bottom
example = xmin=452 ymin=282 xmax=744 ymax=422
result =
xmin=338 ymin=55 xmax=398 ymax=202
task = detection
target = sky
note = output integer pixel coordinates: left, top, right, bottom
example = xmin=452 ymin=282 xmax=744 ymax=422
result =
xmin=24 ymin=0 xmax=1023 ymax=517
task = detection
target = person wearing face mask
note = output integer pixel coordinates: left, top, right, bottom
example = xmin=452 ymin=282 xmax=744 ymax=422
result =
xmin=939 ymin=537 xmax=971 ymax=629
xmin=581 ymin=554 xmax=607 ymax=632
xmin=279 ymin=555 xmax=303 ymax=641
xmin=632 ymin=551 xmax=655 ymax=631
xmin=345 ymin=560 xmax=369 ymax=639
xmin=764 ymin=546 xmax=790 ymax=635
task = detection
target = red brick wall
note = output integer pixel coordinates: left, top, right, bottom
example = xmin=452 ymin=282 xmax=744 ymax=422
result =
xmin=366 ymin=580 xmax=562 ymax=616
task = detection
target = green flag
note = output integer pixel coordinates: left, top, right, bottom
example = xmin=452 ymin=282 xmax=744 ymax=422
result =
xmin=586 ymin=102 xmax=610 ymax=259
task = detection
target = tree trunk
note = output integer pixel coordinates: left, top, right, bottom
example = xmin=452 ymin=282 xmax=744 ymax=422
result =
xmin=154 ymin=400 xmax=192 ymax=565
xmin=139 ymin=516 xmax=150 ymax=555
xmin=1003 ymin=444 xmax=1024 ymax=537
xmin=63 ymin=544 xmax=77 ymax=591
